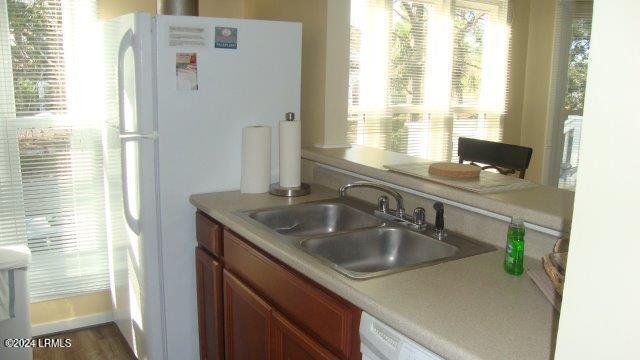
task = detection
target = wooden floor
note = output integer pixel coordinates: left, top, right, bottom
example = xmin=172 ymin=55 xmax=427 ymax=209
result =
xmin=33 ymin=323 xmax=135 ymax=360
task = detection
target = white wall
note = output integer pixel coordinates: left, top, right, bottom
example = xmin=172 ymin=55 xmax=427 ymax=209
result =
xmin=244 ymin=0 xmax=330 ymax=147
xmin=554 ymin=0 xmax=640 ymax=358
xmin=320 ymin=0 xmax=350 ymax=148
xmin=519 ymin=0 xmax=557 ymax=183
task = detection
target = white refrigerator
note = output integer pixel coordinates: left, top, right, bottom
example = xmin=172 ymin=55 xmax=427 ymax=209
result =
xmin=101 ymin=12 xmax=301 ymax=360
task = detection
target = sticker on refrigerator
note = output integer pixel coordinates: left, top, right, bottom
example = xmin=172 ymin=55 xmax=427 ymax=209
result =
xmin=168 ymin=25 xmax=205 ymax=47
xmin=214 ymin=27 xmax=238 ymax=49
xmin=176 ymin=53 xmax=199 ymax=91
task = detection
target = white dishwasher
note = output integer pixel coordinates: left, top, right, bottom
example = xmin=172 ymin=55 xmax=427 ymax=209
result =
xmin=360 ymin=312 xmax=444 ymax=360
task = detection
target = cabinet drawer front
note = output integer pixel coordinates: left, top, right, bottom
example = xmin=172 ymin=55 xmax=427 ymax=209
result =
xmin=196 ymin=211 xmax=222 ymax=257
xmin=223 ymin=230 xmax=360 ymax=359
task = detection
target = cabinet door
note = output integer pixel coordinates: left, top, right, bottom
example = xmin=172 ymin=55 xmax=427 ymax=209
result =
xmin=223 ymin=230 xmax=361 ymax=359
xmin=223 ymin=270 xmax=272 ymax=360
xmin=196 ymin=248 xmax=224 ymax=360
xmin=271 ymin=311 xmax=338 ymax=360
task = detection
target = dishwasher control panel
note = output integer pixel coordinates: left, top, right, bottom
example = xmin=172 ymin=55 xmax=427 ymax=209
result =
xmin=360 ymin=312 xmax=444 ymax=360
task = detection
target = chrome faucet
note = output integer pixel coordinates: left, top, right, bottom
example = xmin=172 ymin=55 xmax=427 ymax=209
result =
xmin=338 ymin=181 xmax=426 ymax=230
xmin=339 ymin=181 xmax=405 ymax=218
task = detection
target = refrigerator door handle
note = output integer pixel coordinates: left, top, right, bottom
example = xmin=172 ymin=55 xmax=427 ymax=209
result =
xmin=118 ymin=29 xmax=138 ymax=132
xmin=120 ymin=137 xmax=141 ymax=235
xmin=118 ymin=29 xmax=141 ymax=235
xmin=119 ymin=132 xmax=158 ymax=140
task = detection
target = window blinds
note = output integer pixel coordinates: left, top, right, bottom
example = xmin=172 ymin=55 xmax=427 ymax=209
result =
xmin=348 ymin=0 xmax=510 ymax=161
xmin=0 ymin=0 xmax=108 ymax=300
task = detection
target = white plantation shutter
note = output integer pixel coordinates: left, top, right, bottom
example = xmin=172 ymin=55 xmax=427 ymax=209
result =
xmin=549 ymin=0 xmax=592 ymax=189
xmin=347 ymin=0 xmax=510 ymax=161
xmin=0 ymin=0 xmax=108 ymax=299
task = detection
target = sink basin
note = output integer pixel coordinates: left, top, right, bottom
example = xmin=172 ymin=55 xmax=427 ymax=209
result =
xmin=299 ymin=227 xmax=460 ymax=279
xmin=239 ymin=198 xmax=495 ymax=279
xmin=247 ymin=202 xmax=383 ymax=237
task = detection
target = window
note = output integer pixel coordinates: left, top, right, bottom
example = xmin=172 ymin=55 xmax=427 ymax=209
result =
xmin=347 ymin=0 xmax=510 ymax=161
xmin=551 ymin=1 xmax=592 ymax=190
xmin=0 ymin=0 xmax=108 ymax=300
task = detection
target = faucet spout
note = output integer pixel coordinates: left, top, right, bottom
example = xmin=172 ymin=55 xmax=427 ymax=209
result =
xmin=338 ymin=181 xmax=405 ymax=217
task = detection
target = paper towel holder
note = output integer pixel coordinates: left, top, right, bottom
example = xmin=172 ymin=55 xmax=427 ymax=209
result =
xmin=269 ymin=182 xmax=311 ymax=197
xmin=269 ymin=112 xmax=310 ymax=197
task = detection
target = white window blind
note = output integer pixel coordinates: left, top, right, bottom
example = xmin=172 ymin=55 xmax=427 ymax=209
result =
xmin=0 ymin=0 xmax=108 ymax=300
xmin=348 ymin=0 xmax=510 ymax=161
xmin=550 ymin=0 xmax=592 ymax=190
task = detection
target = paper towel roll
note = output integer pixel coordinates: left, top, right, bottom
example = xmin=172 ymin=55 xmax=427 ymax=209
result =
xmin=241 ymin=125 xmax=271 ymax=193
xmin=278 ymin=119 xmax=301 ymax=188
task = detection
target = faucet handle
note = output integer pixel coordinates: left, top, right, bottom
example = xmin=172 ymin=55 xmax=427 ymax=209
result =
xmin=413 ymin=207 xmax=426 ymax=226
xmin=377 ymin=195 xmax=389 ymax=213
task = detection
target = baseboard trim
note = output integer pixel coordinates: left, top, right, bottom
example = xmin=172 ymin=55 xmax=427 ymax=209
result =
xmin=31 ymin=311 xmax=114 ymax=337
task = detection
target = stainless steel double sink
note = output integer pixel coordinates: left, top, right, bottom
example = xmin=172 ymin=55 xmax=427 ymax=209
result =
xmin=238 ymin=199 xmax=494 ymax=279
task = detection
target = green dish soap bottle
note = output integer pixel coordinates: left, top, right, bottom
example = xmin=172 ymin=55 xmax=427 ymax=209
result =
xmin=504 ymin=217 xmax=525 ymax=275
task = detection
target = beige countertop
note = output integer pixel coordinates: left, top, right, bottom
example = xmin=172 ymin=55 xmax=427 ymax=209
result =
xmin=190 ymin=185 xmax=558 ymax=360
xmin=303 ymin=145 xmax=574 ymax=234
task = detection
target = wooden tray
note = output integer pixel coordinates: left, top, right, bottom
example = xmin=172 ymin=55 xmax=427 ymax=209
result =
xmin=383 ymin=162 xmax=538 ymax=193
xmin=428 ymin=162 xmax=481 ymax=179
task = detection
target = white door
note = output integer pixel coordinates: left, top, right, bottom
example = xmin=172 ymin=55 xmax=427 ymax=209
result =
xmin=102 ymin=12 xmax=166 ymax=360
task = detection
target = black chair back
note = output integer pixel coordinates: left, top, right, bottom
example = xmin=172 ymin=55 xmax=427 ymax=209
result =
xmin=457 ymin=137 xmax=533 ymax=179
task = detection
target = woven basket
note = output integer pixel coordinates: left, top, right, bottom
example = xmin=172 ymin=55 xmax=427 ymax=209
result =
xmin=542 ymin=237 xmax=569 ymax=296
xmin=542 ymin=253 xmax=565 ymax=295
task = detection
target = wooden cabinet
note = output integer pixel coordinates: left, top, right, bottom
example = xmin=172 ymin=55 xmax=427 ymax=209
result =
xmin=271 ymin=312 xmax=337 ymax=360
xmin=196 ymin=248 xmax=224 ymax=360
xmin=223 ymin=230 xmax=361 ymax=359
xmin=195 ymin=212 xmax=361 ymax=360
xmin=223 ymin=270 xmax=272 ymax=360
xmin=223 ymin=270 xmax=337 ymax=360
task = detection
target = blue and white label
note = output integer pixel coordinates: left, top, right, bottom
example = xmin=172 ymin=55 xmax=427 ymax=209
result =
xmin=214 ymin=26 xmax=237 ymax=49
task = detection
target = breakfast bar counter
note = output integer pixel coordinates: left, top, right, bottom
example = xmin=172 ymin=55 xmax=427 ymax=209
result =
xmin=303 ymin=145 xmax=574 ymax=234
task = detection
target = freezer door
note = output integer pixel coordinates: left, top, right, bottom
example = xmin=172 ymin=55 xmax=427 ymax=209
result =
xmin=102 ymin=12 xmax=165 ymax=360
xmin=153 ymin=15 xmax=302 ymax=360
xmin=103 ymin=13 xmax=156 ymax=134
